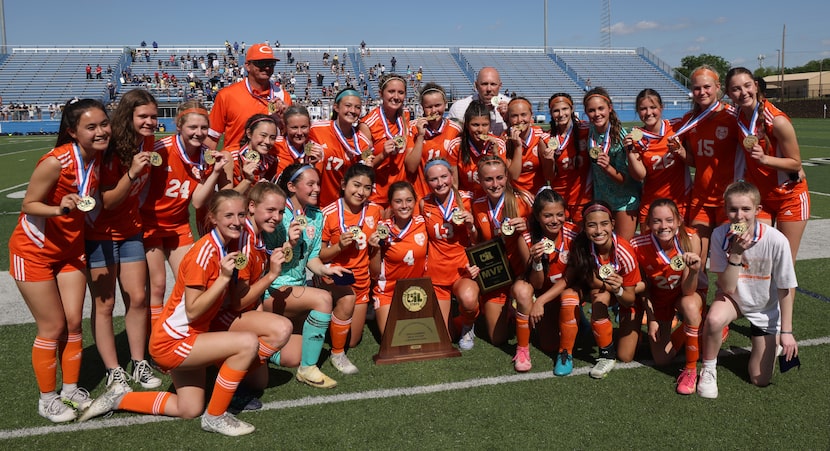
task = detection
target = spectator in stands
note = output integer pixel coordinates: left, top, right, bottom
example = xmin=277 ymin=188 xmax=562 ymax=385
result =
xmin=207 ymin=43 xmax=292 ymax=152
xmin=152 ymin=41 xmax=158 ymax=53
xmin=390 ymin=56 xmax=397 ymax=72
xmin=448 ymin=67 xmax=508 ymax=136
xmin=86 ymin=64 xmax=93 ymax=80
xmin=107 ymin=81 xmax=116 ymax=101
xmin=96 ymin=65 xmax=103 ymax=79
xmin=140 ymin=40 xmax=146 ymax=48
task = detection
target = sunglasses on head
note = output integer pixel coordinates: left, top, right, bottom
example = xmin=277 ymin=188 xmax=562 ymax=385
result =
xmin=252 ymin=60 xmax=276 ymax=70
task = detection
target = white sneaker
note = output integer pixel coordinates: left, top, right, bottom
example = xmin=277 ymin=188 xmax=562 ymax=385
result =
xmin=78 ymin=383 xmax=128 ymax=422
xmin=589 ymin=358 xmax=616 ymax=379
xmin=60 ymin=386 xmax=93 ymax=410
xmin=38 ymin=396 xmax=77 ymax=423
xmin=458 ymin=325 xmax=475 ymax=351
xmin=201 ymin=412 xmax=256 ymax=436
xmin=697 ymin=367 xmax=719 ymax=399
xmin=330 ymin=352 xmax=359 ymax=375
xmin=106 ymin=366 xmax=133 ymax=392
xmin=132 ymin=359 xmax=162 ymax=389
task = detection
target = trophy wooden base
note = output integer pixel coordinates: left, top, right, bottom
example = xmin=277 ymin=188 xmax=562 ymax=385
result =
xmin=373 ymin=278 xmax=461 ymax=365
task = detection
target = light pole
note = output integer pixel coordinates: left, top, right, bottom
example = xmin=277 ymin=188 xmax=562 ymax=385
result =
xmin=758 ymin=54 xmax=765 ymax=70
xmin=776 ymin=49 xmax=782 ymax=101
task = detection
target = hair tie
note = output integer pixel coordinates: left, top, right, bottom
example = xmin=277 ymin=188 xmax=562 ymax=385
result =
xmin=420 ymin=87 xmax=445 ymax=98
xmin=423 ymin=158 xmax=451 ymax=175
xmin=248 ymin=116 xmax=275 ymax=129
xmin=335 ymin=89 xmax=361 ymax=103
xmin=583 ymin=203 xmax=612 ymax=217
xmin=549 ymin=96 xmax=573 ymax=109
xmin=692 ymin=67 xmax=720 ymax=83
xmin=177 ymin=107 xmax=209 ymax=121
xmin=289 ymin=165 xmax=315 ymax=183
xmin=379 ymin=75 xmax=407 ymax=91
xmin=584 ymin=93 xmax=612 ymax=106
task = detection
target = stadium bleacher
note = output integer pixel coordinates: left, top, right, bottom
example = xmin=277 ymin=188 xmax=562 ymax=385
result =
xmin=0 ymin=45 xmax=691 ymax=126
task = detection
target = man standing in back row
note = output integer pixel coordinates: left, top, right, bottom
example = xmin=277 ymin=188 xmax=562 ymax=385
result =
xmin=207 ymin=43 xmax=292 ymax=152
xmin=448 ymin=66 xmax=508 ymax=136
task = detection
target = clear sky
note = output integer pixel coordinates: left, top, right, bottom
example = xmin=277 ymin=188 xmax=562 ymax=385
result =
xmin=3 ymin=0 xmax=828 ymax=69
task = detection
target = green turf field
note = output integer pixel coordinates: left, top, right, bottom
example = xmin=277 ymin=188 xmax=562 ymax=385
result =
xmin=1 ymin=120 xmax=829 ymax=448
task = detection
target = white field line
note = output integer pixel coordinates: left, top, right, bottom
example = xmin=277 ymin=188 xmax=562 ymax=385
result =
xmin=809 ymin=190 xmax=830 ymax=198
xmin=0 ymin=182 xmax=28 ymax=194
xmin=1 ymin=335 xmax=829 ymax=440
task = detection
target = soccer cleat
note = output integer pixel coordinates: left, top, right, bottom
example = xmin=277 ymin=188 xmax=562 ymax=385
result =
xmin=38 ymin=396 xmax=77 ymax=423
xmin=201 ymin=411 xmax=256 ymax=436
xmin=330 ymin=352 xmax=359 ymax=375
xmin=296 ymin=365 xmax=338 ymax=389
xmin=229 ymin=387 xmax=263 ymax=413
xmin=78 ymin=383 xmax=128 ymax=422
xmin=697 ymin=367 xmax=718 ymax=399
xmin=676 ymin=368 xmax=698 ymax=395
xmin=132 ymin=359 xmax=162 ymax=389
xmin=106 ymin=366 xmax=133 ymax=393
xmin=458 ymin=324 xmax=476 ymax=351
xmin=553 ymin=350 xmax=573 ymax=376
xmin=512 ymin=346 xmax=532 ymax=372
xmin=589 ymin=358 xmax=616 ymax=379
xmin=61 ymin=386 xmax=93 ymax=410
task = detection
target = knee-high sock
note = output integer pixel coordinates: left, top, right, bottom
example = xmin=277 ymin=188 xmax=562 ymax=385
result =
xmin=32 ymin=336 xmax=58 ymax=394
xmin=59 ymin=332 xmax=83 ymax=385
xmin=206 ymin=364 xmax=247 ymax=416
xmin=515 ymin=312 xmax=530 ymax=348
xmin=301 ymin=310 xmax=331 ymax=367
xmin=592 ymin=318 xmax=613 ymax=349
xmin=117 ymin=391 xmax=171 ymax=415
xmin=559 ymin=293 xmax=580 ymax=354
xmin=684 ymin=324 xmax=700 ymax=369
xmin=329 ymin=315 xmax=351 ymax=355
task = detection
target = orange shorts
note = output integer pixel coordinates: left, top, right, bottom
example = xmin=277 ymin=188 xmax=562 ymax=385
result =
xmin=149 ymin=333 xmax=198 ymax=372
xmin=9 ymin=252 xmax=85 ymax=282
xmin=481 ymin=286 xmax=510 ymax=306
xmin=758 ymin=181 xmax=810 ymax=222
xmin=651 ymin=298 xmax=677 ymax=322
xmin=143 ymin=223 xmax=194 ymax=249
xmin=686 ymin=203 xmax=726 ymax=228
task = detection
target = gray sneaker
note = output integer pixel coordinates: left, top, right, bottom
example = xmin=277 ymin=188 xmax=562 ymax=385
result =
xmin=78 ymin=383 xmax=128 ymax=422
xmin=589 ymin=358 xmax=616 ymax=379
xmin=106 ymin=366 xmax=133 ymax=392
xmin=132 ymin=359 xmax=162 ymax=389
xmin=330 ymin=352 xmax=359 ymax=375
xmin=201 ymin=412 xmax=256 ymax=436
xmin=38 ymin=396 xmax=77 ymax=423
xmin=458 ymin=324 xmax=476 ymax=351
xmin=61 ymin=386 xmax=93 ymax=410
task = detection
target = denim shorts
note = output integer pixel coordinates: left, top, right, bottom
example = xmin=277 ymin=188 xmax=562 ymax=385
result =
xmin=86 ymin=233 xmax=146 ymax=269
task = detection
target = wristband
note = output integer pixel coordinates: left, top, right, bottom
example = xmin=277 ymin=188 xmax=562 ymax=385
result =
xmin=533 ymin=261 xmax=543 ymax=272
xmin=780 ymin=331 xmax=793 ymax=334
xmin=127 ymin=171 xmax=135 ymax=181
xmin=615 ymin=286 xmax=624 ymax=297
xmin=728 ymin=260 xmax=742 ymax=267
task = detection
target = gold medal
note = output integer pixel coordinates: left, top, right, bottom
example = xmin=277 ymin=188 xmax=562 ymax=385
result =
xmin=541 ymin=238 xmax=556 ymax=255
xmin=451 ymin=208 xmax=465 ymax=225
xmin=598 ymin=263 xmax=615 ymax=280
xmin=589 ymin=146 xmax=601 ymax=159
xmin=547 ymin=137 xmax=559 ymax=151
xmin=268 ymin=101 xmax=277 ymax=114
xmin=244 ymin=150 xmax=260 ymax=163
xmin=304 ymin=142 xmax=314 ymax=154
xmin=361 ymin=148 xmax=373 ymax=161
xmin=478 ymin=134 xmax=490 ymax=142
xmin=76 ymin=195 xmax=96 ymax=212
xmin=234 ymin=253 xmax=248 ymax=270
xmin=349 ymin=225 xmax=362 ymax=238
xmin=393 ymin=135 xmax=406 ymax=149
xmin=283 ymin=246 xmax=293 ymax=263
xmin=149 ymin=151 xmax=163 ymax=167
xmin=295 ymin=215 xmax=308 ymax=227
xmin=376 ymin=224 xmax=390 ymax=240
xmin=742 ymin=135 xmax=758 ymax=150
xmin=670 ymin=255 xmax=686 ymax=271
xmin=203 ymin=150 xmax=216 ymax=165
xmin=629 ymin=128 xmax=644 ymax=142
xmin=512 ymin=123 xmax=527 ymax=132
xmin=730 ymin=222 xmax=748 ymax=235
xmin=490 ymin=95 xmax=502 ymax=108
xmin=500 ymin=219 xmax=514 ymax=236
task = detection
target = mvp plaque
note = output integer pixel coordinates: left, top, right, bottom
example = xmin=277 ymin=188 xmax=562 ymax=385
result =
xmin=465 ymin=238 xmax=513 ymax=293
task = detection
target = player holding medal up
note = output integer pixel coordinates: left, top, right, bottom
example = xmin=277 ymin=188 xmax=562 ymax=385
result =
xmin=10 ymin=98 xmax=108 ymax=422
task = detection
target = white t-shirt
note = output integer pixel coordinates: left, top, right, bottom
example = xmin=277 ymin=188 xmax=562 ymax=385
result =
xmin=447 ymin=93 xmax=507 ymax=136
xmin=710 ymin=222 xmax=797 ymax=314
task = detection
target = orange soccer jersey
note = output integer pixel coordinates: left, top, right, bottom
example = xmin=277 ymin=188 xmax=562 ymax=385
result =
xmin=372 ymin=215 xmax=428 ymax=307
xmin=630 ymin=120 xmax=691 ymax=221
xmin=231 ymin=145 xmax=280 ymax=186
xmin=9 ymin=142 xmax=100 ymax=276
xmin=422 ymin=191 xmax=474 ymax=287
xmin=471 ymin=194 xmax=531 ymax=277
xmin=321 ymin=199 xmax=383 ymax=303
xmin=507 ymin=126 xmax=550 ymax=195
xmin=551 ymin=123 xmax=592 ymax=222
xmin=139 ymin=135 xmax=205 ymax=234
xmin=309 ymin=120 xmax=373 ymax=208
xmin=150 ymin=232 xmax=233 ymax=369
xmin=208 ymin=79 xmax=292 ymax=152
xmin=630 ymin=230 xmax=696 ymax=321
xmin=593 ymin=234 xmax=641 ymax=289
xmin=538 ymin=222 xmax=580 ymax=291
xmin=86 ymin=135 xmax=154 ymax=241
xmin=409 ymin=118 xmax=461 ymax=198
xmin=362 ymin=107 xmax=414 ymax=206
xmin=681 ymin=105 xmax=742 ymax=209
xmin=449 ymin=135 xmax=507 ymax=199
xmin=211 ymin=218 xmax=265 ymax=330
